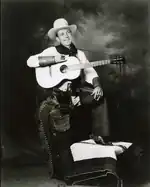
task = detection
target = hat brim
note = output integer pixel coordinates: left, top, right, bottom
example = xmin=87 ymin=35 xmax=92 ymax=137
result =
xmin=48 ymin=25 xmax=77 ymax=40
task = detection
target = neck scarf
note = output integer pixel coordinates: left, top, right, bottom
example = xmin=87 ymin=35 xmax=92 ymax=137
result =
xmin=56 ymin=43 xmax=77 ymax=57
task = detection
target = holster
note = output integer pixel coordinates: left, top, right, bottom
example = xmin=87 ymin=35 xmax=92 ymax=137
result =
xmin=39 ymin=95 xmax=71 ymax=133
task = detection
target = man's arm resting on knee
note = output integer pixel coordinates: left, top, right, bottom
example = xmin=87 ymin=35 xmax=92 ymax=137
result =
xmin=92 ymin=77 xmax=101 ymax=88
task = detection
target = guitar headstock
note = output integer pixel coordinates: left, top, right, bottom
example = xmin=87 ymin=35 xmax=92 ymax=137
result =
xmin=110 ymin=55 xmax=126 ymax=65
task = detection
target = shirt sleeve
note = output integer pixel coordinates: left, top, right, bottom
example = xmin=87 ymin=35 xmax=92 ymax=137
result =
xmin=77 ymin=50 xmax=99 ymax=85
xmin=27 ymin=47 xmax=56 ymax=68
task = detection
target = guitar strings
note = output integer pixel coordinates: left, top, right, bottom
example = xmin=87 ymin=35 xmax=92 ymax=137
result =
xmin=68 ymin=60 xmax=111 ymax=71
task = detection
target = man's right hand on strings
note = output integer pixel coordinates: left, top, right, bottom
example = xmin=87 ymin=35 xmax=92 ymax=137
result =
xmin=54 ymin=55 xmax=66 ymax=63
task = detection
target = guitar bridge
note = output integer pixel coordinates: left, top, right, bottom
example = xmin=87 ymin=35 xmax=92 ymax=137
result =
xmin=49 ymin=67 xmax=52 ymax=76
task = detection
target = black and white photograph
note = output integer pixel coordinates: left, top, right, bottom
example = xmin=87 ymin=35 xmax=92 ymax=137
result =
xmin=1 ymin=0 xmax=149 ymax=186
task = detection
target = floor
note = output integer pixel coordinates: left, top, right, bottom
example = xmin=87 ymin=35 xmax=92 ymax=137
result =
xmin=2 ymin=163 xmax=150 ymax=187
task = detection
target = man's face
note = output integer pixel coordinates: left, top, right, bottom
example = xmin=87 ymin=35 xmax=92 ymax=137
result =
xmin=57 ymin=28 xmax=72 ymax=47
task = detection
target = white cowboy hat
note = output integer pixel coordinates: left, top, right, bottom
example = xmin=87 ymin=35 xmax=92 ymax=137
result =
xmin=48 ymin=18 xmax=77 ymax=40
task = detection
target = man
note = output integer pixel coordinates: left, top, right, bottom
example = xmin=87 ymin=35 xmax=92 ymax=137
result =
xmin=27 ymin=18 xmax=109 ymax=144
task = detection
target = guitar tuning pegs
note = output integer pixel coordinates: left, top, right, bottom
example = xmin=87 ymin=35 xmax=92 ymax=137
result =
xmin=109 ymin=54 xmax=126 ymax=64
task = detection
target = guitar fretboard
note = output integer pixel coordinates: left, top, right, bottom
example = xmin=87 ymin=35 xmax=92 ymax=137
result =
xmin=68 ymin=60 xmax=111 ymax=71
xmin=91 ymin=60 xmax=111 ymax=67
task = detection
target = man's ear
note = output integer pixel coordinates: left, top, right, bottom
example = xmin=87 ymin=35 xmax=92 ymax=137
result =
xmin=54 ymin=36 xmax=60 ymax=46
xmin=56 ymin=36 xmax=60 ymax=43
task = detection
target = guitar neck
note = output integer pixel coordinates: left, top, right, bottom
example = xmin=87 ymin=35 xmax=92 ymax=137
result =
xmin=91 ymin=59 xmax=111 ymax=67
xmin=69 ymin=59 xmax=111 ymax=71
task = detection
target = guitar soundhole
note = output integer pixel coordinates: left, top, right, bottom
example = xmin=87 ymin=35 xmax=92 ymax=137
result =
xmin=60 ymin=65 xmax=68 ymax=73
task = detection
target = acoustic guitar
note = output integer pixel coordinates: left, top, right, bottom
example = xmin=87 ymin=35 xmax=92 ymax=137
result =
xmin=35 ymin=56 xmax=125 ymax=88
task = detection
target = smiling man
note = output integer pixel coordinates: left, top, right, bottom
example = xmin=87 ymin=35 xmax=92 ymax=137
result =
xmin=27 ymin=18 xmax=109 ymax=145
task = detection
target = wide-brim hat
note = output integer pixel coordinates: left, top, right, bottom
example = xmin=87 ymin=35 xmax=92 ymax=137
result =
xmin=48 ymin=18 xmax=77 ymax=40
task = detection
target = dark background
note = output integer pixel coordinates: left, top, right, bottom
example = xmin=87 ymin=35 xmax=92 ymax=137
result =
xmin=1 ymin=0 xmax=149 ymax=163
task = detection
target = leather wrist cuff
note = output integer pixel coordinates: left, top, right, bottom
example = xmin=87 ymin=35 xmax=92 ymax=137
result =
xmin=38 ymin=56 xmax=56 ymax=67
xmin=92 ymin=77 xmax=101 ymax=88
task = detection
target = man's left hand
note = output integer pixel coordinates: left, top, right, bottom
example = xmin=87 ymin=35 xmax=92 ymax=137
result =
xmin=91 ymin=86 xmax=103 ymax=101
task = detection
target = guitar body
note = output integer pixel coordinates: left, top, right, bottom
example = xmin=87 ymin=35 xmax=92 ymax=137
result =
xmin=35 ymin=56 xmax=81 ymax=88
